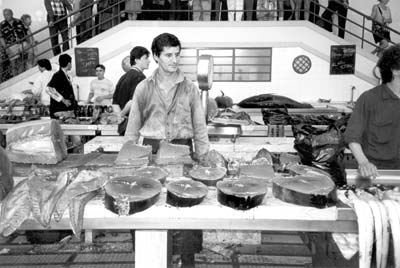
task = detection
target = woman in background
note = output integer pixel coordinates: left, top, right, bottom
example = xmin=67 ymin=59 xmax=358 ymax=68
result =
xmin=370 ymin=0 xmax=392 ymax=57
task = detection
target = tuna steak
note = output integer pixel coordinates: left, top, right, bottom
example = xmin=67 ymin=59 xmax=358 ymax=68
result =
xmin=166 ymin=179 xmax=208 ymax=207
xmin=104 ymin=176 xmax=162 ymax=216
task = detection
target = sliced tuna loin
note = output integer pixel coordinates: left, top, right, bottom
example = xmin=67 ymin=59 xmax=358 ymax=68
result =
xmin=133 ymin=166 xmax=169 ymax=184
xmin=199 ymin=149 xmax=227 ymax=168
xmin=286 ymin=164 xmax=331 ymax=178
xmin=6 ymin=119 xmax=67 ymax=164
xmin=239 ymin=164 xmax=275 ymax=181
xmin=278 ymin=153 xmax=300 ymax=167
xmin=0 ymin=147 xmax=14 ymax=200
xmin=166 ymin=179 xmax=208 ymax=207
xmin=104 ymin=176 xmax=162 ymax=215
xmin=28 ymin=169 xmax=72 ymax=227
xmin=155 ymin=141 xmax=193 ymax=165
xmin=217 ymin=178 xmax=268 ymax=210
xmin=189 ymin=167 xmax=227 ymax=186
xmin=0 ymin=179 xmax=31 ymax=236
xmin=69 ymin=190 xmax=99 ymax=238
xmin=252 ymin=148 xmax=274 ymax=165
xmin=54 ymin=170 xmax=108 ymax=221
xmin=114 ymin=141 xmax=152 ymax=167
xmin=272 ymin=175 xmax=337 ymax=208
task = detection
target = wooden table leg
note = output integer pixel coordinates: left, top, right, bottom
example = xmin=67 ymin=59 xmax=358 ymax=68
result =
xmin=135 ymin=230 xmax=171 ymax=268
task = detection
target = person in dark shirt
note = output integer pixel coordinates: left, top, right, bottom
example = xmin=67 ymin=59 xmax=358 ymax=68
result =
xmin=113 ymin=46 xmax=150 ymax=135
xmin=47 ymin=53 xmax=77 ymax=118
xmin=0 ymin=9 xmax=28 ymax=76
xmin=321 ymin=0 xmax=349 ymax=39
xmin=344 ymin=44 xmax=400 ymax=178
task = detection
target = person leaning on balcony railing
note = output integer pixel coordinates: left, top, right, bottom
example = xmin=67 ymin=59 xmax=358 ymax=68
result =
xmin=71 ymin=0 xmax=94 ymax=44
xmin=256 ymin=0 xmax=279 ymax=21
xmin=125 ymin=0 xmax=142 ymax=20
xmin=370 ymin=0 xmax=392 ymax=57
xmin=20 ymin=14 xmax=36 ymax=70
xmin=44 ymin=0 xmax=73 ymax=56
xmin=226 ymin=0 xmax=244 ymax=21
xmin=321 ymin=0 xmax=349 ymax=39
xmin=169 ymin=0 xmax=190 ymax=20
xmin=0 ymin=9 xmax=29 ymax=77
xmin=192 ymin=0 xmax=212 ymax=21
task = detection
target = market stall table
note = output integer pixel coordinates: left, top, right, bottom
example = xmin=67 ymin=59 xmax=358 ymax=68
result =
xmin=10 ymin=176 xmax=356 ymax=268
xmin=0 ymin=123 xmax=98 ymax=136
xmin=83 ymin=136 xmax=297 ymax=157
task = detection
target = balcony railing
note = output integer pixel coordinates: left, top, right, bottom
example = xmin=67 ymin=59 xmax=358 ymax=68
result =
xmin=0 ymin=0 xmax=398 ymax=84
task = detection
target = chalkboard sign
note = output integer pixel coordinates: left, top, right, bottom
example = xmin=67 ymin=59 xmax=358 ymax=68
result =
xmin=75 ymin=47 xmax=99 ymax=76
xmin=330 ymin=45 xmax=356 ymax=75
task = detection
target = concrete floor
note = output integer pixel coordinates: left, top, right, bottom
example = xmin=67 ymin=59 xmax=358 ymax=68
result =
xmin=0 ymin=231 xmax=312 ymax=267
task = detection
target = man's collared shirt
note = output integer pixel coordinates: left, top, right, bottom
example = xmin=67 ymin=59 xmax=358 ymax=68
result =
xmin=125 ymin=68 xmax=209 ymax=157
xmin=0 ymin=19 xmax=27 ymax=45
xmin=51 ymin=0 xmax=67 ymax=16
xmin=344 ymin=84 xmax=400 ymax=166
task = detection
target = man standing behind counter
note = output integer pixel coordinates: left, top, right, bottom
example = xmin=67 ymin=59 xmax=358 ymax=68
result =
xmin=113 ymin=46 xmax=150 ymax=135
xmin=47 ymin=53 xmax=77 ymax=118
xmin=87 ymin=64 xmax=114 ymax=105
xmin=344 ymin=44 xmax=400 ymax=178
xmin=125 ymin=33 xmax=209 ymax=158
xmin=124 ymin=33 xmax=209 ymax=267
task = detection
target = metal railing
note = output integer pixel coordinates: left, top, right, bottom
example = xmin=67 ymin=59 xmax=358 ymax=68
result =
xmin=0 ymin=0 xmax=398 ymax=84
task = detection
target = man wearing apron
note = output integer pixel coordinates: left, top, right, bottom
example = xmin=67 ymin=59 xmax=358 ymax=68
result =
xmin=125 ymin=32 xmax=209 ymax=267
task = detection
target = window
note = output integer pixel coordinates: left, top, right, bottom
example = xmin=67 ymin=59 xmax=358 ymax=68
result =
xmin=180 ymin=47 xmax=272 ymax=82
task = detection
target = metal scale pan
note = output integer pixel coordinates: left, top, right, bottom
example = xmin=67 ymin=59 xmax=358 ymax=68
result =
xmin=197 ymin=55 xmax=241 ymax=140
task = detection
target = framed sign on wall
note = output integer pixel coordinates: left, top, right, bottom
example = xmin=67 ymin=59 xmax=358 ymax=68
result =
xmin=330 ymin=45 xmax=356 ymax=75
xmin=75 ymin=47 xmax=99 ymax=77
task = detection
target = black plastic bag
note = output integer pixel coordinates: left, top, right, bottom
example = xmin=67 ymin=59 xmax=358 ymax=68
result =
xmin=292 ymin=122 xmax=347 ymax=186
xmin=262 ymin=108 xmax=290 ymax=125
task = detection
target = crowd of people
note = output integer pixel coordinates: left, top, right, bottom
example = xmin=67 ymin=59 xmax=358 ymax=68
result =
xmin=0 ymin=9 xmax=35 ymax=82
xmin=0 ymin=0 xmax=395 ymax=84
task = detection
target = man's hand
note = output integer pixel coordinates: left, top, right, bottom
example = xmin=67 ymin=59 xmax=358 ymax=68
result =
xmin=62 ymin=98 xmax=71 ymax=107
xmin=358 ymin=161 xmax=378 ymax=179
xmin=117 ymin=112 xmax=126 ymax=124
xmin=94 ymin=96 xmax=104 ymax=103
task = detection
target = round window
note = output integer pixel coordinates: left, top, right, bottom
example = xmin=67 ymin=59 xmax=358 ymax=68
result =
xmin=292 ymin=55 xmax=312 ymax=74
